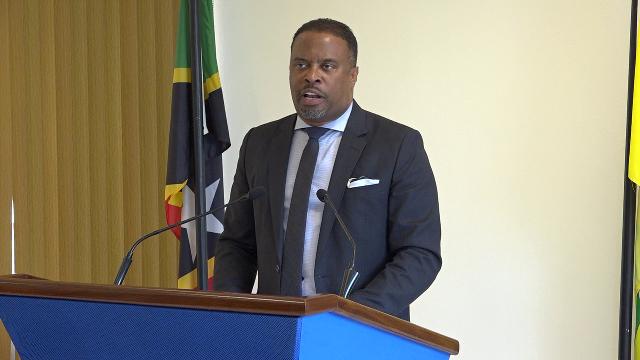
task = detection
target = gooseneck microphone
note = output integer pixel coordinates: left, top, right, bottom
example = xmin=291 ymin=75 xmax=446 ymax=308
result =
xmin=316 ymin=189 xmax=359 ymax=298
xmin=113 ymin=186 xmax=266 ymax=285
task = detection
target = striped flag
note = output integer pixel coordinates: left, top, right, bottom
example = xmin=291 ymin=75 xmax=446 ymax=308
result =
xmin=632 ymin=13 xmax=640 ymax=359
xmin=165 ymin=0 xmax=230 ymax=290
xmin=632 ymin=18 xmax=640 ymax=186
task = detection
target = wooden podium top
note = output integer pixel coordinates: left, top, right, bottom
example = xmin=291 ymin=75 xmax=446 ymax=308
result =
xmin=0 ymin=274 xmax=458 ymax=355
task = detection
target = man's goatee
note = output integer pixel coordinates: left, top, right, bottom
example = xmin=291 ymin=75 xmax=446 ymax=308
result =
xmin=298 ymin=107 xmax=326 ymax=120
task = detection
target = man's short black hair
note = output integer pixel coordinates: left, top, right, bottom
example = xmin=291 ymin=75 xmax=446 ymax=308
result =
xmin=291 ymin=18 xmax=358 ymax=66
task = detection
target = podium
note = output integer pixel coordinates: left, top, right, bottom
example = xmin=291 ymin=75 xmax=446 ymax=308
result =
xmin=0 ymin=274 xmax=458 ymax=359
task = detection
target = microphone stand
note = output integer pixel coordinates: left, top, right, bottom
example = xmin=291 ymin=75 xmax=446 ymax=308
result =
xmin=113 ymin=187 xmax=265 ymax=285
xmin=316 ymin=189 xmax=359 ymax=298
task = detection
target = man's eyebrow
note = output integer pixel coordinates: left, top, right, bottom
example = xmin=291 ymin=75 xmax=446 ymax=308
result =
xmin=291 ymin=57 xmax=339 ymax=63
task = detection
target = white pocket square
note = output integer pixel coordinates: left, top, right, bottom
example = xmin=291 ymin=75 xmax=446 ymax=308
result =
xmin=347 ymin=177 xmax=380 ymax=188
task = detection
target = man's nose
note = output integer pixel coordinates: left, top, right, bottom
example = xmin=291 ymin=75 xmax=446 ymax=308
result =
xmin=305 ymin=66 xmax=321 ymax=83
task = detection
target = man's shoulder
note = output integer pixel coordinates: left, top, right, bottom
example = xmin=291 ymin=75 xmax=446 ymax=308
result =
xmin=358 ymin=105 xmax=421 ymax=140
xmin=259 ymin=113 xmax=296 ymax=129
xmin=246 ymin=113 xmax=295 ymax=137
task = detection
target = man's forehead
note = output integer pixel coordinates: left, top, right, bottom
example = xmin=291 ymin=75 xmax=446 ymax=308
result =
xmin=291 ymin=32 xmax=350 ymax=58
xmin=292 ymin=31 xmax=348 ymax=48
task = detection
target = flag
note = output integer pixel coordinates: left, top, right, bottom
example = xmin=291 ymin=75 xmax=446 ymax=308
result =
xmin=165 ymin=0 xmax=230 ymax=290
xmin=632 ymin=15 xmax=640 ymax=187
xmin=632 ymin=12 xmax=640 ymax=359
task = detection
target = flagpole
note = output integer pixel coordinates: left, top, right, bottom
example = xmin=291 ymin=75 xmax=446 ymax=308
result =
xmin=620 ymin=1 xmax=638 ymax=358
xmin=189 ymin=0 xmax=209 ymax=291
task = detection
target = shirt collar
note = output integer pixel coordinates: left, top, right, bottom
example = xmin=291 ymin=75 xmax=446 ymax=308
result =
xmin=294 ymin=101 xmax=353 ymax=132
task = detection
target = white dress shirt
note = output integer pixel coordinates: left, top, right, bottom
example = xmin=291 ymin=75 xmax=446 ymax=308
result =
xmin=282 ymin=102 xmax=353 ymax=296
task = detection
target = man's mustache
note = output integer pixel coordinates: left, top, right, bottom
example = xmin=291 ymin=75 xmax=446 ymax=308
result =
xmin=298 ymin=87 xmax=326 ymax=98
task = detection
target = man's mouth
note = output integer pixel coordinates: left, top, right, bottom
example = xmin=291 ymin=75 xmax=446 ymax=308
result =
xmin=300 ymin=89 xmax=325 ymax=106
xmin=301 ymin=89 xmax=324 ymax=98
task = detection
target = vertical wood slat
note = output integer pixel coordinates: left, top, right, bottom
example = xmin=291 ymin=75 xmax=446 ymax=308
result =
xmin=71 ymin=0 xmax=91 ymax=283
xmin=87 ymin=0 xmax=109 ymax=285
xmin=22 ymin=0 xmax=45 ymax=279
xmin=7 ymin=2 xmax=27 ymax=359
xmin=40 ymin=0 xmax=60 ymax=281
xmin=120 ymin=0 xmax=144 ymax=286
xmin=0 ymin=0 xmax=13 ymax=358
xmin=105 ymin=0 xmax=126 ymax=287
xmin=54 ymin=0 xmax=75 ymax=283
xmin=157 ymin=0 xmax=181 ymax=288
xmin=9 ymin=0 xmax=30 ymax=280
xmin=138 ymin=0 xmax=161 ymax=287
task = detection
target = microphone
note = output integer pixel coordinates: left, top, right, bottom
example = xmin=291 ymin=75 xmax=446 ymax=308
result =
xmin=316 ymin=189 xmax=359 ymax=298
xmin=113 ymin=186 xmax=266 ymax=285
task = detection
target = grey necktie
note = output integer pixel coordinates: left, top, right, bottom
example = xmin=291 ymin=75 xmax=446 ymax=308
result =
xmin=281 ymin=126 xmax=330 ymax=296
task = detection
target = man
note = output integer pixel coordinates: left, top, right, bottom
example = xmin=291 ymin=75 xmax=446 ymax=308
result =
xmin=213 ymin=18 xmax=441 ymax=321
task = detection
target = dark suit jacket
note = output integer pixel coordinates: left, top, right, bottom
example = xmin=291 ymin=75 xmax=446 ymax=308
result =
xmin=213 ymin=101 xmax=441 ymax=320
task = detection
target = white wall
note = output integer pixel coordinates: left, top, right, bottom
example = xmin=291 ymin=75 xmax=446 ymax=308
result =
xmin=214 ymin=1 xmax=630 ymax=358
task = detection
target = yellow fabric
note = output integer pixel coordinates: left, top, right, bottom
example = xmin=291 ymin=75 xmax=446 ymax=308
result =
xmin=635 ymin=191 xmax=640 ymax=359
xmin=634 ymin=24 xmax=640 ymax=360
xmin=173 ymin=67 xmax=192 ymax=83
xmin=632 ymin=25 xmax=640 ymax=185
xmin=636 ymin=192 xmax=640 ymax=288
xmin=204 ymin=72 xmax=221 ymax=99
xmin=631 ymin=22 xmax=640 ymax=360
xmin=164 ymin=181 xmax=188 ymax=207
xmin=172 ymin=68 xmax=221 ymax=101
xmin=632 ymin=121 xmax=639 ymax=184
xmin=178 ymin=257 xmax=215 ymax=289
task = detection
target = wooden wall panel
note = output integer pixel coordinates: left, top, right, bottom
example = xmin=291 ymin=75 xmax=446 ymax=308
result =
xmin=0 ymin=0 xmax=12 ymax=277
xmin=9 ymin=0 xmax=31 ymax=281
xmin=0 ymin=0 xmax=13 ymax=358
xmin=0 ymin=2 xmax=182 ymax=356
xmin=3 ymin=0 xmax=179 ymax=287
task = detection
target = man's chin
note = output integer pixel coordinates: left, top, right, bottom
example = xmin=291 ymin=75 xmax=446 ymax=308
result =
xmin=297 ymin=107 xmax=327 ymax=123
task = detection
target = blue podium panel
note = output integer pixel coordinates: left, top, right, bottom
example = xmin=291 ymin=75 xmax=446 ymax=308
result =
xmin=0 ymin=295 xmax=299 ymax=360
xmin=298 ymin=313 xmax=450 ymax=360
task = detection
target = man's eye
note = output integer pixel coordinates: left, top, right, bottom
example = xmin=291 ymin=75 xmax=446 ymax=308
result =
xmin=322 ymin=64 xmax=335 ymax=70
xmin=295 ymin=63 xmax=307 ymax=69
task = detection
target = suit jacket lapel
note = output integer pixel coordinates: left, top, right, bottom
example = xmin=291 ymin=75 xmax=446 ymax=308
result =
xmin=268 ymin=115 xmax=296 ymax=264
xmin=315 ymin=101 xmax=368 ymax=285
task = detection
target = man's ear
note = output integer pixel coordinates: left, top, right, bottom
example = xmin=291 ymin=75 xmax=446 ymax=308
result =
xmin=351 ymin=66 xmax=359 ymax=85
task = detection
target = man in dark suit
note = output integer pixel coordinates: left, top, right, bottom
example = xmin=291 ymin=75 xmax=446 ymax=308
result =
xmin=213 ymin=18 xmax=441 ymax=321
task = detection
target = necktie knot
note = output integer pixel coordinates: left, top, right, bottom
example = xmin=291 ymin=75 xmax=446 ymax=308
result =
xmin=303 ymin=126 xmax=330 ymax=140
